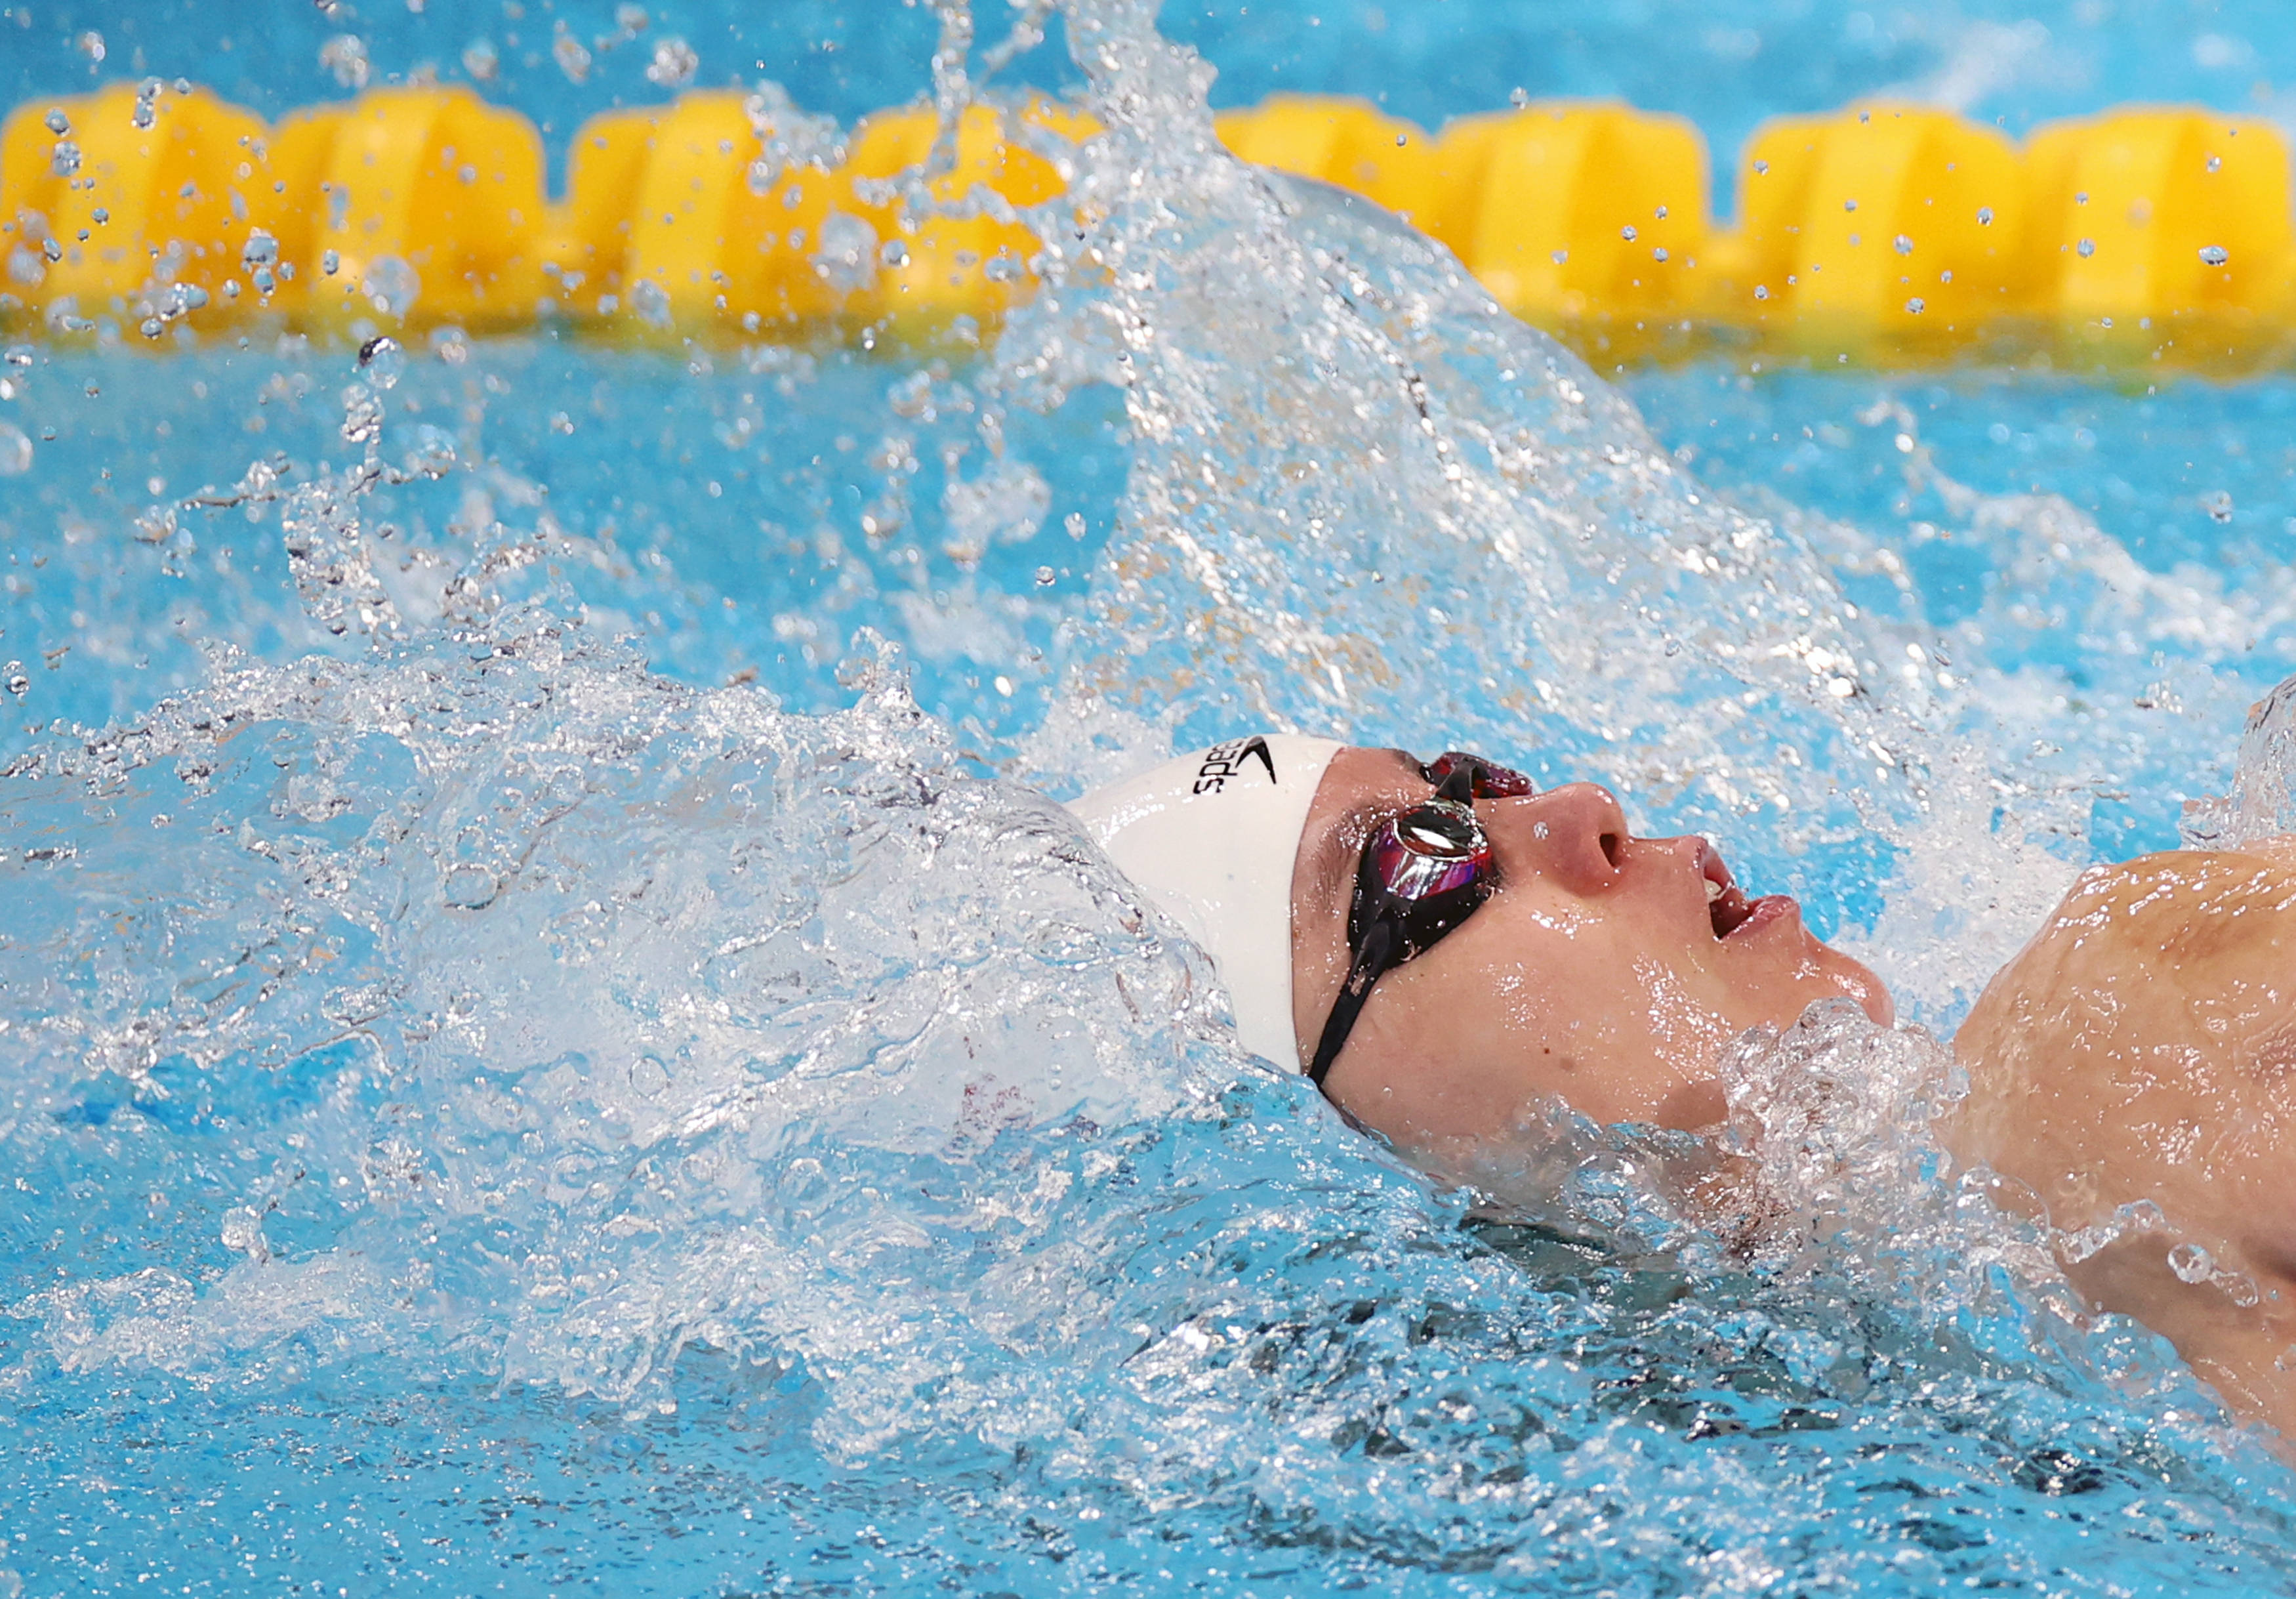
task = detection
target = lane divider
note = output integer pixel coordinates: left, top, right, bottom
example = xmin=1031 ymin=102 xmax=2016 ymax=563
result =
xmin=3 ymin=82 xmax=2289 ymax=364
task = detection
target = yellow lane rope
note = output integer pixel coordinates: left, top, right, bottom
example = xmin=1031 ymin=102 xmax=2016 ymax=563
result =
xmin=3 ymin=82 xmax=2288 ymax=367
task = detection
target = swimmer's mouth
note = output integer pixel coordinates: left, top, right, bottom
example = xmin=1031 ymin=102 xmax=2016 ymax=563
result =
xmin=1700 ymin=844 xmax=1776 ymax=940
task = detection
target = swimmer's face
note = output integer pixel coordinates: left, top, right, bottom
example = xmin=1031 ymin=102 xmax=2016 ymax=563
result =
xmin=1288 ymin=747 xmax=1892 ymax=1146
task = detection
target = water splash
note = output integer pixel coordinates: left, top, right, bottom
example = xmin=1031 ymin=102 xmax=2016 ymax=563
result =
xmin=2183 ymin=670 xmax=2296 ymax=848
xmin=6 ymin=0 xmax=2296 ymax=1590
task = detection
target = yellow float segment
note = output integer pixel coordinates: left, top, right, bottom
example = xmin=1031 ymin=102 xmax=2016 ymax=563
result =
xmin=2025 ymin=107 xmax=2293 ymax=326
xmin=862 ymin=98 xmax=1100 ymax=331
xmin=556 ymin=90 xmax=868 ymax=333
xmin=1213 ymin=94 xmax=1441 ymax=230
xmin=276 ymin=86 xmax=546 ymax=331
xmin=546 ymin=94 xmax=1092 ymax=337
xmin=0 ymin=84 xmax=269 ymax=333
xmin=5 ymin=80 xmax=2296 ymax=365
xmin=1435 ymin=103 xmax=1709 ymax=322
xmin=1733 ymin=104 xmax=2029 ymax=349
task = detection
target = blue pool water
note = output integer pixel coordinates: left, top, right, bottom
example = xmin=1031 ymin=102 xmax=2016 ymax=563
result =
xmin=10 ymin=2 xmax=2296 ymax=1594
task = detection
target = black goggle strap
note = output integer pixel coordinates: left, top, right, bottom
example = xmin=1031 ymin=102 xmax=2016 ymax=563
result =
xmin=1307 ymin=914 xmax=1401 ymax=1088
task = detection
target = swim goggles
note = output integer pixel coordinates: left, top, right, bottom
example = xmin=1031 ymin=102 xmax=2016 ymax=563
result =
xmin=1306 ymin=751 xmax=1534 ymax=1090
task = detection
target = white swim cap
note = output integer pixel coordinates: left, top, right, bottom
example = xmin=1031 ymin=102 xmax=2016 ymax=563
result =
xmin=1069 ymin=735 xmax=1343 ymax=1070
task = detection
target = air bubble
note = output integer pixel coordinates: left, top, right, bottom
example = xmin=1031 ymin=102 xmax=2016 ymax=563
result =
xmin=2168 ymin=1242 xmax=2215 ymax=1285
xmin=42 ymin=109 xmax=68 ymax=135
xmin=1904 ymin=297 xmax=1925 ymax=314
xmin=1620 ymin=225 xmax=1637 ymax=242
xmin=2076 ymin=238 xmax=2095 ymax=258
xmin=2204 ymin=489 xmax=2234 ymax=523
xmin=3 ymin=661 xmax=26 ymax=697
xmin=1753 ymin=284 xmax=1769 ymax=301
xmin=0 ymin=423 xmax=29 ymax=477
xmin=1893 ymin=234 xmax=1914 ymax=255
xmin=1977 ymin=206 xmax=1994 ymax=225
xmin=2199 ymin=244 xmax=2230 ymax=266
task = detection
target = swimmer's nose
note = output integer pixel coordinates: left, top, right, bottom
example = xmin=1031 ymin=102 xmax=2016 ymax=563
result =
xmin=1485 ymin=781 xmax=1629 ymax=895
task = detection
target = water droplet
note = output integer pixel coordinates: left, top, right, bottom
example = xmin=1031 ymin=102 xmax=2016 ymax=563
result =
xmin=2207 ymin=154 xmax=2223 ymax=173
xmin=1652 ymin=245 xmax=1668 ymax=262
xmin=42 ymin=109 xmax=68 ymax=135
xmin=321 ymin=249 xmax=341 ymax=276
xmin=1977 ymin=206 xmax=1994 ymax=226
xmin=358 ymin=335 xmax=405 ymax=388
xmin=359 ymin=256 xmax=420 ymax=316
xmin=2204 ymin=489 xmax=2234 ymax=523
xmin=629 ymin=279 xmax=674 ymax=327
xmin=339 ymin=383 xmax=384 ymax=445
xmin=2200 ymin=243 xmax=2230 ymax=266
xmin=2168 ymin=1241 xmax=2215 ymax=1285
xmin=1753 ymin=284 xmax=1770 ymax=301
xmin=2076 ymin=238 xmax=2095 ymax=258
xmin=1620 ymin=225 xmax=1637 ymax=242
xmin=219 ymin=1206 xmax=269 ymax=1260
xmin=1509 ymin=87 xmax=1529 ymax=109
xmin=1843 ymin=197 xmax=1858 ymax=212
xmin=645 ymin=36 xmax=699 ymax=89
xmin=1893 ymin=234 xmax=1914 ymax=255
xmin=1904 ymin=297 xmax=1925 ymax=314
xmin=553 ymin=28 xmax=593 ymax=83
xmin=1753 ymin=159 xmax=1769 ymax=175
xmin=49 ymin=141 xmax=81 ymax=178
xmin=1035 ymin=566 xmax=1056 ymax=586
xmin=319 ymin=32 xmax=371 ymax=91
xmin=1654 ymin=205 xmax=1668 ymax=220
xmin=0 ymin=424 xmax=28 ymax=476
xmin=1550 ymin=249 xmax=1568 ymax=265
xmin=3 ymin=662 xmax=26 ymax=697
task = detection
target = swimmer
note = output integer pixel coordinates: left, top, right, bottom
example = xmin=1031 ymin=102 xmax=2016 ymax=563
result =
xmin=1072 ymin=734 xmax=2296 ymax=1443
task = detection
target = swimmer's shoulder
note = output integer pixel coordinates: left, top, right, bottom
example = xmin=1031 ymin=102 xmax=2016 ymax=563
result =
xmin=2046 ymin=842 xmax=2296 ymax=971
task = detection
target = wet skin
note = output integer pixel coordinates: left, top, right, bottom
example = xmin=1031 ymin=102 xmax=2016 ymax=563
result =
xmin=1281 ymin=750 xmax=2296 ymax=1443
xmin=1286 ymin=747 xmax=1892 ymax=1155
xmin=1950 ymin=835 xmax=2296 ymax=1442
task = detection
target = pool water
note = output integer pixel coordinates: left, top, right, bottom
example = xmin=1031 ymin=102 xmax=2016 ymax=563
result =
xmin=9 ymin=2 xmax=2296 ymax=1594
